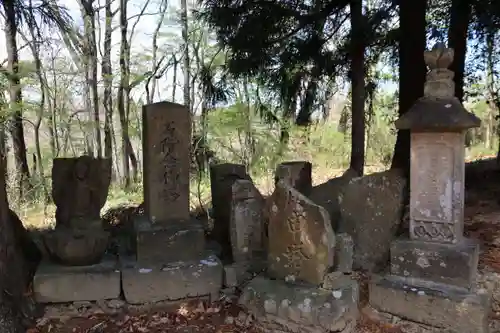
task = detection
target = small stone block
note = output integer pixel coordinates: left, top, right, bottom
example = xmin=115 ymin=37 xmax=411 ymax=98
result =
xmin=390 ymin=238 xmax=479 ymax=290
xmin=239 ymin=275 xmax=359 ymax=333
xmin=33 ymin=257 xmax=120 ymax=303
xmin=223 ymin=263 xmax=252 ymax=288
xmin=135 ymin=217 xmax=205 ymax=263
xmin=369 ymin=274 xmax=491 ymax=333
xmin=322 ymin=272 xmax=357 ymax=296
xmin=121 ymin=253 xmax=223 ymax=304
xmin=334 ymin=233 xmax=354 ymax=273
xmin=224 ymin=264 xmax=239 ymax=287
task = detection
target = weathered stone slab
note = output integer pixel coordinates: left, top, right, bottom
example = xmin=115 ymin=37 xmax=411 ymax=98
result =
xmin=239 ymin=275 xmax=359 ymax=333
xmin=122 ymin=254 xmax=223 ymax=304
xmin=338 ymin=169 xmax=406 ymax=271
xmin=334 ymin=233 xmax=354 ymax=273
xmin=142 ymin=101 xmax=191 ymax=223
xmin=369 ymin=274 xmax=491 ymax=333
xmin=210 ymin=163 xmax=251 ymax=259
xmin=410 ymin=132 xmax=465 ymax=244
xmin=230 ymin=179 xmax=266 ymax=264
xmin=275 ymin=161 xmax=313 ymax=196
xmin=267 ymin=181 xmax=335 ymax=285
xmin=224 ymin=263 xmax=251 ymax=288
xmin=134 ymin=216 xmax=205 ymax=263
xmin=323 ymin=272 xmax=358 ymax=294
xmin=34 ymin=257 xmax=120 ymax=303
xmin=223 ymin=259 xmax=266 ymax=288
xmin=310 ymin=169 xmax=359 ymax=231
xmin=390 ymin=238 xmax=479 ymax=290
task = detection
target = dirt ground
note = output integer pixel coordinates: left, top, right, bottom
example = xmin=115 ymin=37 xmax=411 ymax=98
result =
xmin=30 ymin=159 xmax=500 ymax=333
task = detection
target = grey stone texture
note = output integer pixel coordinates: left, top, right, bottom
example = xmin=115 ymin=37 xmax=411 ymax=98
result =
xmin=369 ymin=44 xmax=488 ymax=333
xmin=134 ymin=216 xmax=205 ymax=263
xmin=230 ymin=179 xmax=266 ymax=264
xmin=267 ymin=181 xmax=335 ymax=285
xmin=239 ymin=275 xmax=359 ymax=333
xmin=210 ymin=163 xmax=251 ymax=259
xmin=275 ymin=161 xmax=313 ymax=196
xmin=390 ymin=238 xmax=479 ymax=290
xmin=370 ymin=274 xmax=491 ymax=333
xmin=43 ymin=227 xmax=110 ymax=267
xmin=310 ymin=169 xmax=359 ymax=231
xmin=334 ymin=233 xmax=354 ymax=273
xmin=408 ymin=132 xmax=466 ymax=244
xmin=33 ymin=256 xmax=120 ymax=303
xmin=121 ymin=253 xmax=223 ymax=304
xmin=142 ymin=101 xmax=191 ymax=223
xmin=338 ymin=169 xmax=407 ymax=271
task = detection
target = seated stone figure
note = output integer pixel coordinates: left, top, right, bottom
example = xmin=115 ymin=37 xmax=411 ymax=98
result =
xmin=43 ymin=156 xmax=112 ymax=266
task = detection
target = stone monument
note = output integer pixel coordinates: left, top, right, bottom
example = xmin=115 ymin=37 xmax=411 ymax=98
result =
xmin=275 ymin=161 xmax=312 ymax=196
xmin=229 ymin=179 xmax=266 ymax=265
xmin=223 ymin=178 xmax=267 ymax=288
xmin=210 ymin=163 xmax=251 ymax=260
xmin=369 ymin=43 xmax=491 ymax=332
xmin=34 ymin=156 xmax=120 ymax=303
xmin=122 ymin=101 xmax=223 ymax=304
xmin=239 ymin=179 xmax=359 ymax=333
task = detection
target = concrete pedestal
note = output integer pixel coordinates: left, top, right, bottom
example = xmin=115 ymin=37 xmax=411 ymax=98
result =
xmin=121 ymin=253 xmax=223 ymax=304
xmin=33 ymin=256 xmax=120 ymax=303
xmin=239 ymin=275 xmax=359 ymax=333
xmin=134 ymin=216 xmax=205 ymax=263
xmin=390 ymin=238 xmax=479 ymax=289
xmin=370 ymin=274 xmax=491 ymax=333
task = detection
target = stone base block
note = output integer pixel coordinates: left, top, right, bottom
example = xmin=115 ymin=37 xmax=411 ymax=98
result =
xmin=33 ymin=257 xmax=120 ymax=303
xmin=239 ymin=275 xmax=359 ymax=333
xmin=369 ymin=274 xmax=491 ymax=333
xmin=121 ymin=253 xmax=223 ymax=304
xmin=134 ymin=216 xmax=205 ymax=263
xmin=390 ymin=238 xmax=479 ymax=290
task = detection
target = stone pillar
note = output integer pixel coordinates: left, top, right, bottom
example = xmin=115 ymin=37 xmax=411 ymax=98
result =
xmin=122 ymin=101 xmax=222 ymax=305
xmin=142 ymin=101 xmax=191 ymax=223
xmin=229 ymin=179 xmax=266 ymax=264
xmin=210 ymin=163 xmax=250 ymax=260
xmin=275 ymin=161 xmax=312 ymax=196
xmin=369 ymin=43 xmax=490 ymax=333
xmin=134 ymin=101 xmax=205 ymax=264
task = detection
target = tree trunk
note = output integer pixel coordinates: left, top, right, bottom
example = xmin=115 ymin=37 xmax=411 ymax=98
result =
xmin=349 ymin=0 xmax=365 ymax=176
xmin=27 ymin=23 xmax=49 ymax=203
xmin=390 ymin=0 xmax=427 ymax=175
xmin=49 ymin=55 xmax=60 ymax=156
xmin=118 ymin=0 xmax=131 ymax=189
xmin=485 ymin=31 xmax=499 ymax=154
xmin=181 ymin=0 xmax=191 ymax=112
xmin=79 ymin=0 xmax=101 ymax=157
xmin=447 ymin=0 xmax=470 ymax=103
xmin=148 ymin=0 xmax=168 ymax=104
xmin=0 ymin=133 xmax=39 ymax=333
xmin=102 ymin=0 xmax=114 ymax=159
xmin=172 ymin=56 xmax=178 ymax=102
xmin=2 ymin=0 xmax=32 ymax=200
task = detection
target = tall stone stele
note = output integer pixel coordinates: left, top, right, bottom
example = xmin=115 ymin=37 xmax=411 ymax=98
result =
xmin=369 ymin=43 xmax=491 ymax=333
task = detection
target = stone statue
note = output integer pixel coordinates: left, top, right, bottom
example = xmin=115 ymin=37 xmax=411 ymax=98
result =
xmin=44 ymin=156 xmax=112 ymax=266
xmin=52 ymin=155 xmax=111 ymax=229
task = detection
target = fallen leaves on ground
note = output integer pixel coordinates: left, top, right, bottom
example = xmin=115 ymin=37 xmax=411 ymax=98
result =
xmin=33 ymin=300 xmax=261 ymax=333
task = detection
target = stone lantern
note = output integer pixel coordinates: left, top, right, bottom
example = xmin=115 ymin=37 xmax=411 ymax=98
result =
xmin=369 ymin=43 xmax=491 ymax=332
